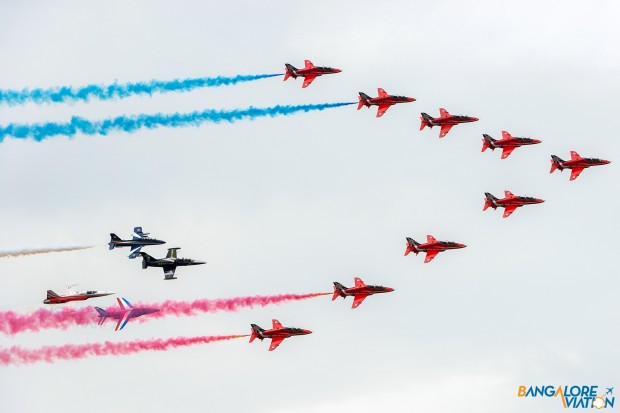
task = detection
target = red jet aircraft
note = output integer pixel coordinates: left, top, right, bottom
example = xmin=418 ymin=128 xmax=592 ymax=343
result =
xmin=284 ymin=60 xmax=341 ymax=88
xmin=357 ymin=88 xmax=416 ymax=118
xmin=483 ymin=191 xmax=544 ymax=218
xmin=332 ymin=277 xmax=394 ymax=309
xmin=482 ymin=131 xmax=541 ymax=159
xmin=249 ymin=319 xmax=312 ymax=351
xmin=404 ymin=235 xmax=467 ymax=263
xmin=420 ymin=108 xmax=479 ymax=138
xmin=550 ymin=151 xmax=611 ymax=181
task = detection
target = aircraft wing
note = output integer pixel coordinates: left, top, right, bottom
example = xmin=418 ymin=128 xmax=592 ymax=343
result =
xmin=128 ymin=245 xmax=142 ymax=259
xmin=439 ymin=124 xmax=454 ymax=138
xmin=501 ymin=146 xmax=516 ymax=159
xmin=501 ymin=131 xmax=512 ymax=140
xmin=424 ymin=250 xmax=440 ymax=263
xmin=269 ymin=336 xmax=286 ymax=351
xmin=376 ymin=104 xmax=391 ymax=118
xmin=115 ymin=310 xmax=133 ymax=331
xmin=570 ymin=167 xmax=584 ymax=181
xmin=351 ymin=294 xmax=369 ymax=309
xmin=302 ymin=75 xmax=317 ymax=88
xmin=439 ymin=108 xmax=450 ymax=117
xmin=377 ymin=88 xmax=389 ymax=98
xmin=503 ymin=205 xmax=518 ymax=218
xmin=163 ymin=265 xmax=177 ymax=280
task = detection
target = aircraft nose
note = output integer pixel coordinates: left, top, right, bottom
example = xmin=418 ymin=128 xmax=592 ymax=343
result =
xmin=303 ymin=329 xmax=313 ymax=335
xmin=459 ymin=243 xmax=467 ymax=248
xmin=471 ymin=117 xmax=479 ymax=121
xmin=386 ymin=287 xmax=395 ymax=292
xmin=334 ymin=68 xmax=342 ymax=73
xmin=603 ymin=160 xmax=611 ymax=164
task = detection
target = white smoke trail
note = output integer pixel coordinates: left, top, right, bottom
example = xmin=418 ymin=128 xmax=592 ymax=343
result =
xmin=0 ymin=246 xmax=94 ymax=258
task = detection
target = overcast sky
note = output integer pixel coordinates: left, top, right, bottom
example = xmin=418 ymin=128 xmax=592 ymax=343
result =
xmin=0 ymin=1 xmax=618 ymax=412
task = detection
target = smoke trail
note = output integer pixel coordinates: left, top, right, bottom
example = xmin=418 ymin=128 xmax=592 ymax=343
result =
xmin=0 ymin=102 xmax=355 ymax=143
xmin=0 ymin=74 xmax=282 ymax=106
xmin=0 ymin=246 xmax=94 ymax=258
xmin=148 ymin=292 xmax=331 ymax=320
xmin=0 ymin=335 xmax=247 ymax=365
xmin=0 ymin=293 xmax=330 ymax=336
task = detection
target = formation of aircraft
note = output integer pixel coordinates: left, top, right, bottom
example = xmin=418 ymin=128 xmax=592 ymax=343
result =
xmin=284 ymin=60 xmax=341 ymax=88
xmin=94 ymin=297 xmax=159 ymax=331
xmin=44 ymin=286 xmax=115 ymax=304
xmin=550 ymin=151 xmax=611 ymax=181
xmin=24 ymin=59 xmax=612 ymax=355
xmin=357 ymin=88 xmax=416 ymax=117
xmin=139 ymin=248 xmax=206 ymax=280
xmin=483 ymin=191 xmax=544 ymax=218
xmin=481 ymin=131 xmax=541 ymax=159
xmin=249 ymin=319 xmax=312 ymax=351
xmin=404 ymin=235 xmax=467 ymax=263
xmin=420 ymin=108 xmax=479 ymax=138
xmin=109 ymin=227 xmax=166 ymax=259
xmin=332 ymin=277 xmax=394 ymax=309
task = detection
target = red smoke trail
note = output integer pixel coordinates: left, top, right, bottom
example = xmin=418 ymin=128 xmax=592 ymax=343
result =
xmin=0 ymin=292 xmax=330 ymax=336
xmin=0 ymin=335 xmax=247 ymax=366
xmin=144 ymin=292 xmax=330 ymax=321
xmin=0 ymin=307 xmax=96 ymax=335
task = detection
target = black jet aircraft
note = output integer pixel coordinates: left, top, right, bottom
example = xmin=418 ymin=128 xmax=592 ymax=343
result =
xmin=109 ymin=227 xmax=166 ymax=259
xmin=138 ymin=248 xmax=206 ymax=280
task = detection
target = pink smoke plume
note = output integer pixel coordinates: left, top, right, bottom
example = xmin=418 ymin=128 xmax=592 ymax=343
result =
xmin=0 ymin=335 xmax=247 ymax=365
xmin=0 ymin=292 xmax=329 ymax=336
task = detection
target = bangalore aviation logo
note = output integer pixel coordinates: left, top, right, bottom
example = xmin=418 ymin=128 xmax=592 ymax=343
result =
xmin=518 ymin=385 xmax=615 ymax=409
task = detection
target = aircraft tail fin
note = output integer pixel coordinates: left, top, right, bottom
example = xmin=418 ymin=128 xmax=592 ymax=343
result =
xmin=46 ymin=290 xmax=59 ymax=299
xmin=483 ymin=192 xmax=498 ymax=211
xmin=332 ymin=282 xmax=347 ymax=301
xmin=404 ymin=237 xmax=419 ymax=256
xmin=482 ymin=134 xmax=495 ymax=152
xmin=249 ymin=324 xmax=264 ymax=343
xmin=420 ymin=113 xmax=434 ymax=130
xmin=284 ymin=64 xmax=297 ymax=81
xmin=550 ymin=155 xmax=564 ymax=173
xmin=139 ymin=252 xmax=154 ymax=269
xmin=109 ymin=233 xmax=121 ymax=249
xmin=94 ymin=307 xmax=108 ymax=325
xmin=357 ymin=92 xmax=371 ymax=110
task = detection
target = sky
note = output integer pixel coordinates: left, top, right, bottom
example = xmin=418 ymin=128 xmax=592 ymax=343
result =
xmin=0 ymin=1 xmax=618 ymax=412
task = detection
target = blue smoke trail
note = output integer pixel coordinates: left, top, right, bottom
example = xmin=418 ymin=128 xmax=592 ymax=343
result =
xmin=0 ymin=102 xmax=355 ymax=143
xmin=0 ymin=73 xmax=282 ymax=106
